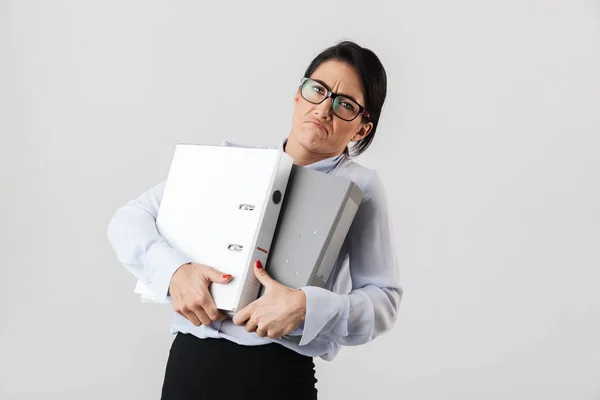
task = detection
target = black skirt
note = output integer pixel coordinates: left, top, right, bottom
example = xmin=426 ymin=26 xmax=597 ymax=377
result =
xmin=161 ymin=333 xmax=318 ymax=400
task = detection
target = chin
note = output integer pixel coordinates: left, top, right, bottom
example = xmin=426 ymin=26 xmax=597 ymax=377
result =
xmin=297 ymin=131 xmax=326 ymax=151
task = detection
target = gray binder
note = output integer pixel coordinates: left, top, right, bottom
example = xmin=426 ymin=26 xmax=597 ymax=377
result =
xmin=261 ymin=165 xmax=363 ymax=294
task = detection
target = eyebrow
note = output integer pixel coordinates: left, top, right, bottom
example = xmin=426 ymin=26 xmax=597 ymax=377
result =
xmin=311 ymin=78 xmax=362 ymax=105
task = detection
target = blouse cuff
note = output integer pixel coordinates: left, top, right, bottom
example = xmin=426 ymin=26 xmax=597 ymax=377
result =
xmin=298 ymin=286 xmax=349 ymax=346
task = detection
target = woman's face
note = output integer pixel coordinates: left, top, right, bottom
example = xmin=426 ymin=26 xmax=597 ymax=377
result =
xmin=290 ymin=60 xmax=372 ymax=157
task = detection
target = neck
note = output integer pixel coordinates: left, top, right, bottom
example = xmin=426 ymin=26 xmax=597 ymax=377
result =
xmin=284 ymin=133 xmax=343 ymax=166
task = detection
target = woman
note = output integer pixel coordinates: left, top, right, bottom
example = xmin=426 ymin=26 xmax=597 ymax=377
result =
xmin=107 ymin=40 xmax=402 ymax=400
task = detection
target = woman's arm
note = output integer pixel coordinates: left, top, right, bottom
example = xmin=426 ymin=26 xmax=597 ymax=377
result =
xmin=296 ymin=170 xmax=402 ymax=346
xmin=107 ymin=181 xmax=193 ymax=303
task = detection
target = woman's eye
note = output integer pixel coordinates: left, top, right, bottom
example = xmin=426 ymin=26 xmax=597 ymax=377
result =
xmin=312 ymin=85 xmax=325 ymax=94
xmin=340 ymin=101 xmax=355 ymax=111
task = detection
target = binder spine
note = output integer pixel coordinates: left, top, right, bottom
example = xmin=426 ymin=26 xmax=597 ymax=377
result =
xmin=310 ymin=184 xmax=363 ymax=287
xmin=233 ymin=150 xmax=294 ymax=312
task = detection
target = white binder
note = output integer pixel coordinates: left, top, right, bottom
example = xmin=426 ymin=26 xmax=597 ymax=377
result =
xmin=134 ymin=144 xmax=294 ymax=314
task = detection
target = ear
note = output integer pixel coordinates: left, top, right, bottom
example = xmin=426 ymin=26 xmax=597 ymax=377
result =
xmin=352 ymin=121 xmax=373 ymax=142
xmin=293 ymin=88 xmax=300 ymax=105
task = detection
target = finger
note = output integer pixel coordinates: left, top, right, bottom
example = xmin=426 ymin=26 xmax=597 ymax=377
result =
xmin=253 ymin=260 xmax=275 ymax=287
xmin=232 ymin=305 xmax=252 ymax=326
xmin=244 ymin=319 xmax=258 ymax=333
xmin=198 ymin=291 xmax=223 ymax=322
xmin=204 ymin=266 xmax=234 ymax=284
xmin=179 ymin=308 xmax=202 ymax=327
xmin=267 ymin=331 xmax=281 ymax=340
xmin=189 ymin=303 xmax=212 ymax=326
xmin=282 ymin=325 xmax=297 ymax=338
xmin=172 ymin=294 xmax=202 ymax=327
xmin=256 ymin=327 xmax=268 ymax=338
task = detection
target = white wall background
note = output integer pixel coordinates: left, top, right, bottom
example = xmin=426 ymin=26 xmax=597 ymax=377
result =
xmin=1 ymin=1 xmax=599 ymax=399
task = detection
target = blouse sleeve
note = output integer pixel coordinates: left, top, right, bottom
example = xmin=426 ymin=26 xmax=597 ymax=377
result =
xmin=107 ymin=181 xmax=193 ymax=303
xmin=295 ymin=170 xmax=402 ymax=346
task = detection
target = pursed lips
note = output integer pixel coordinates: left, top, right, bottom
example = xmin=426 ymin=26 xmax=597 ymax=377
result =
xmin=305 ymin=120 xmax=328 ymax=134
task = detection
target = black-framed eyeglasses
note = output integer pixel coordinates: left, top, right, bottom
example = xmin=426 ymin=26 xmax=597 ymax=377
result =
xmin=299 ymin=77 xmax=370 ymax=122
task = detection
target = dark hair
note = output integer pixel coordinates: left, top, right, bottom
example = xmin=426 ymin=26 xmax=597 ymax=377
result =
xmin=303 ymin=40 xmax=387 ymax=157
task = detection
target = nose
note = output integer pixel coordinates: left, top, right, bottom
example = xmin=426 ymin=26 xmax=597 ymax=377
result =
xmin=313 ymin=98 xmax=333 ymax=120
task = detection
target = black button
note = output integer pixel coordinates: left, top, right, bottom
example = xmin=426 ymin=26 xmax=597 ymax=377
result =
xmin=272 ymin=190 xmax=282 ymax=204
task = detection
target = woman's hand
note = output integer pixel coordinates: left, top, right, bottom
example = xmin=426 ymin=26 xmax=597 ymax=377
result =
xmin=169 ymin=262 xmax=233 ymax=326
xmin=232 ymin=260 xmax=306 ymax=339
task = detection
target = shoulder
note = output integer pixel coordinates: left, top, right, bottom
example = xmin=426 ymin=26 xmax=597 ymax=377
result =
xmin=333 ymin=157 xmax=387 ymax=204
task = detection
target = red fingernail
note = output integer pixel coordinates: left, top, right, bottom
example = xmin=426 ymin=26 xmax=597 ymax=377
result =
xmin=255 ymin=260 xmax=263 ymax=269
xmin=223 ymin=274 xmax=232 ymax=279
